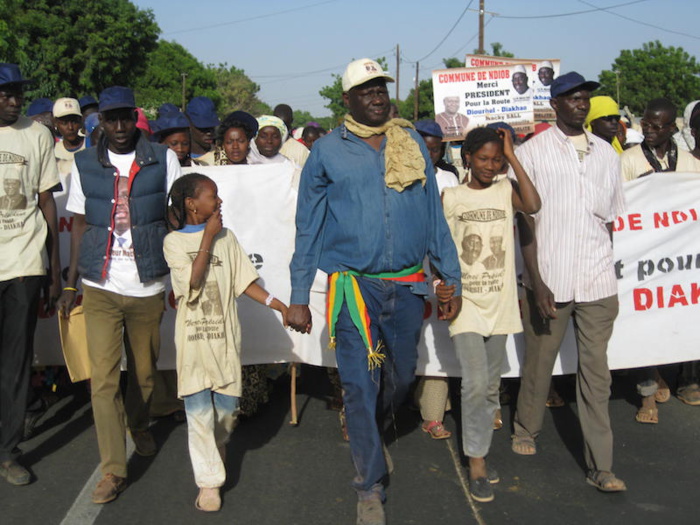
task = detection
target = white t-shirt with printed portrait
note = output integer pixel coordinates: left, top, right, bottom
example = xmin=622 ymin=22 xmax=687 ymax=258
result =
xmin=66 ymin=148 xmax=181 ymax=297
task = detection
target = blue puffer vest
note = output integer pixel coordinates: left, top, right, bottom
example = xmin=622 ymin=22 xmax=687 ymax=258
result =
xmin=74 ymin=132 xmax=170 ymax=283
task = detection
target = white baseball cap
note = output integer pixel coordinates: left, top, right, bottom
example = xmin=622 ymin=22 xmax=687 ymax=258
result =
xmin=342 ymin=58 xmax=394 ymax=92
xmin=53 ymin=97 xmax=82 ymax=119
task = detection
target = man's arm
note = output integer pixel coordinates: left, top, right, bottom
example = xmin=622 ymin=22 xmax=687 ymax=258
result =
xmin=56 ymin=214 xmax=85 ymax=317
xmin=421 ymin=140 xmax=462 ymax=321
xmin=37 ymin=190 xmax=61 ymax=310
xmin=288 ymin=146 xmax=328 ymax=333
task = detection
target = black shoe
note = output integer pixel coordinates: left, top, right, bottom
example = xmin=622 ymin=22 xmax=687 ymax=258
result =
xmin=469 ymin=476 xmax=494 ymax=503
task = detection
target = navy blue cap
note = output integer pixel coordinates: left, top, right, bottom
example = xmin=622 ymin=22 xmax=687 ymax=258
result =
xmin=223 ymin=110 xmax=258 ymax=138
xmin=0 ymin=63 xmax=32 ymax=87
xmin=550 ymin=71 xmax=600 ymax=98
xmin=26 ymin=98 xmax=53 ymax=116
xmin=153 ymin=111 xmax=191 ymax=139
xmin=79 ymin=95 xmax=98 ymax=110
xmin=414 ymin=119 xmax=443 ymax=139
xmin=99 ymin=86 xmax=136 ymax=112
xmin=186 ymin=96 xmax=220 ymax=128
xmin=486 ymin=121 xmax=517 ymax=143
xmin=157 ymin=103 xmax=180 ymax=118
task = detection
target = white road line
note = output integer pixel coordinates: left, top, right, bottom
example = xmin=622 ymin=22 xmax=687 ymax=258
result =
xmin=60 ymin=438 xmax=136 ymax=525
xmin=446 ymin=438 xmax=488 ymax=525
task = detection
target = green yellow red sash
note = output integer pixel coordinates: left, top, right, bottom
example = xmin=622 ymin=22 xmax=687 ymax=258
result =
xmin=326 ymin=264 xmax=425 ymax=370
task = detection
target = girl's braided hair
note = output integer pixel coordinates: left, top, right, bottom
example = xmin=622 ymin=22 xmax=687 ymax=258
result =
xmin=460 ymin=127 xmax=502 ymax=167
xmin=166 ymin=172 xmax=213 ymax=231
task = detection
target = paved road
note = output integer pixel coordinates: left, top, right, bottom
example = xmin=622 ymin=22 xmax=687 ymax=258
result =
xmin=2 ymin=365 xmax=697 ymax=524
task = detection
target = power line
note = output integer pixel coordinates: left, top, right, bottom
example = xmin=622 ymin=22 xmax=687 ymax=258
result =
xmin=577 ymin=0 xmax=700 ymax=40
xmin=496 ymin=0 xmax=648 ymax=19
xmin=252 ymin=48 xmax=396 ymax=85
xmin=164 ymin=0 xmax=341 ymax=36
xmin=412 ymin=0 xmax=475 ymax=63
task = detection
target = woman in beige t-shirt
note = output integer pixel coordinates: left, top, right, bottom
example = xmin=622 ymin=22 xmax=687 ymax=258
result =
xmin=437 ymin=127 xmax=540 ymax=503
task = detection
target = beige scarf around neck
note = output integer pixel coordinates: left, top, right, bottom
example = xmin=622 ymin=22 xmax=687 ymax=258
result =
xmin=344 ymin=114 xmax=426 ymax=192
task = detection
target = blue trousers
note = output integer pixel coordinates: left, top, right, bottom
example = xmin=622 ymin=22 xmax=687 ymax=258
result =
xmin=335 ymin=277 xmax=424 ymax=497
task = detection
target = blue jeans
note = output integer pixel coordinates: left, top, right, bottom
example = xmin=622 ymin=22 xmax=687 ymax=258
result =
xmin=453 ymin=332 xmax=506 ymax=458
xmin=335 ymin=277 xmax=425 ymax=497
xmin=183 ymin=390 xmax=239 ymax=488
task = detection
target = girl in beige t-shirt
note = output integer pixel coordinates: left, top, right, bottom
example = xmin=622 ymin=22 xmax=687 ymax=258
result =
xmin=164 ymin=173 xmax=288 ymax=512
xmin=437 ymin=127 xmax=540 ymax=503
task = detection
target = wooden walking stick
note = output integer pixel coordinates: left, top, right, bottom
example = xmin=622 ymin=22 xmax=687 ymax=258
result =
xmin=289 ymin=362 xmax=298 ymax=425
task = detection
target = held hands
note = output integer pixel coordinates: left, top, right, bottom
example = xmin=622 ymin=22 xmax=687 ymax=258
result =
xmin=287 ymin=304 xmax=312 ymax=334
xmin=435 ymin=280 xmax=461 ymax=320
xmin=204 ymin=208 xmax=223 ymax=238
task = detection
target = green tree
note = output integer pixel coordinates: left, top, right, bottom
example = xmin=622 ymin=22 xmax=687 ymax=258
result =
xmin=0 ymin=0 xmax=159 ymax=99
xmin=400 ymin=57 xmax=462 ymax=120
xmin=598 ymin=41 xmax=700 ymax=114
xmin=472 ymin=42 xmax=514 ymax=58
xmin=134 ymin=41 xmax=219 ymax=112
xmin=209 ymin=64 xmax=270 ymax=116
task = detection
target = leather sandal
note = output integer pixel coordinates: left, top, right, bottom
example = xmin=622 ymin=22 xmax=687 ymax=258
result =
xmin=421 ymin=420 xmax=452 ymax=440
xmin=586 ymin=470 xmax=627 ymax=492
xmin=635 ymin=406 xmax=658 ymax=424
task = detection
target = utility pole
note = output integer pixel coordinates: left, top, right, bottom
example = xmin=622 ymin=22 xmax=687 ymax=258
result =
xmin=614 ymin=69 xmax=621 ymax=105
xmin=395 ymin=44 xmax=400 ymax=104
xmin=414 ymin=62 xmax=419 ymax=121
xmin=181 ymin=73 xmax=188 ymax=112
xmin=478 ymin=0 xmax=485 ymax=55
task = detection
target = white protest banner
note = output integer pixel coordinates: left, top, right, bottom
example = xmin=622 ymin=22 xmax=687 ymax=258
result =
xmin=33 ymin=167 xmax=700 ymax=377
xmin=433 ymin=65 xmax=535 ymax=138
xmin=465 ymin=55 xmax=561 ymax=121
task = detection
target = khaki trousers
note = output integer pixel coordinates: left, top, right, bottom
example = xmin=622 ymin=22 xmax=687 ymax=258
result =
xmin=514 ymin=289 xmax=618 ymax=473
xmin=83 ymin=286 xmax=164 ymax=478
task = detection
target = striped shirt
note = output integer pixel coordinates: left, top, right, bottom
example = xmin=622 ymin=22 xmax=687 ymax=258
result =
xmin=510 ymin=126 xmax=626 ymax=303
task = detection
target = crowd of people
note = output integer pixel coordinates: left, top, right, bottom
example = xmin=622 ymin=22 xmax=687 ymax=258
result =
xmin=1 ymin=56 xmax=700 ymax=525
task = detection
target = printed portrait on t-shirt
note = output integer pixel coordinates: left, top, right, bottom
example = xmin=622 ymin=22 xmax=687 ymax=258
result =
xmin=456 ymin=208 xmax=507 ymax=294
xmin=201 ymin=280 xmax=223 ymax=317
xmin=0 ymin=175 xmax=27 ymax=210
xmin=482 ymin=227 xmax=506 ymax=270
xmin=115 ymin=177 xmax=130 ymax=236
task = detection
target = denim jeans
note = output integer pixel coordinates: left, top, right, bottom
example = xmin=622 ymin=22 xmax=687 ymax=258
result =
xmin=335 ymin=276 xmax=424 ymax=497
xmin=184 ymin=389 xmax=239 ymax=488
xmin=453 ymin=332 xmax=506 ymax=458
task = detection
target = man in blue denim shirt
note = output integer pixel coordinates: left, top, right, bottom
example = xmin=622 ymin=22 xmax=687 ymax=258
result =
xmin=288 ymin=58 xmax=461 ymax=525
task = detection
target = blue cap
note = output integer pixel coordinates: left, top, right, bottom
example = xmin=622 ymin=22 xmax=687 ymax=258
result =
xmin=414 ymin=119 xmax=443 ymax=139
xmin=550 ymin=71 xmax=600 ymax=98
xmin=26 ymin=98 xmax=53 ymax=116
xmin=223 ymin=110 xmax=259 ymax=138
xmin=99 ymin=86 xmax=136 ymax=112
xmin=186 ymin=96 xmax=220 ymax=128
xmin=79 ymin=95 xmax=98 ymax=110
xmin=486 ymin=121 xmax=517 ymax=143
xmin=153 ymin=111 xmax=190 ymax=139
xmin=157 ymin=103 xmax=180 ymax=118
xmin=0 ymin=63 xmax=32 ymax=87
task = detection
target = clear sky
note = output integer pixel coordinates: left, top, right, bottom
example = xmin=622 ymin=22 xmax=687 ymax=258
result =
xmin=132 ymin=0 xmax=700 ymax=117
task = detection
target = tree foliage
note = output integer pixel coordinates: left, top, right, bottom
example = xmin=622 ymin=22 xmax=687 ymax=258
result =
xmin=0 ymin=0 xmax=159 ymax=99
xmin=472 ymin=42 xmax=514 ymax=58
xmin=134 ymin=40 xmax=218 ymax=112
xmin=598 ymin=41 xmax=700 ymax=115
xmin=210 ymin=64 xmax=270 ymax=117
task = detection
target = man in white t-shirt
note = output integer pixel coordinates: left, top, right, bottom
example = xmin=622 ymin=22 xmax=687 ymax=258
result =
xmin=0 ymin=63 xmax=61 ymax=487
xmin=57 ymin=86 xmax=181 ymax=504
